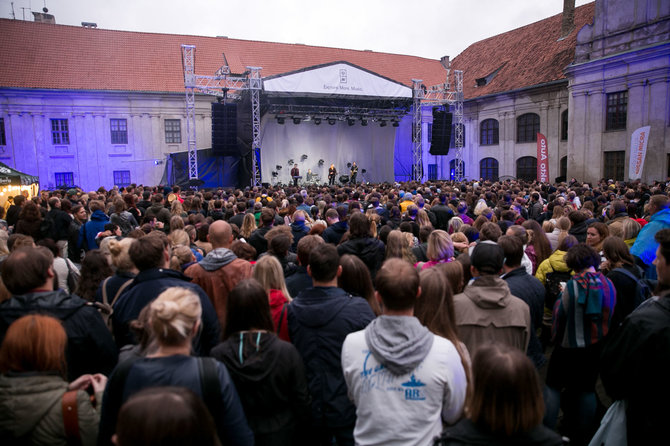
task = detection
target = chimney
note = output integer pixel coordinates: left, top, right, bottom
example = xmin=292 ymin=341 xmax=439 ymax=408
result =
xmin=561 ymin=0 xmax=575 ymax=38
xmin=32 ymin=7 xmax=55 ymax=24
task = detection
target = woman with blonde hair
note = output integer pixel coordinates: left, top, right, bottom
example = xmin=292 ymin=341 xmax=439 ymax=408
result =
xmin=543 ymin=220 xmax=559 ymax=251
xmin=416 ymin=209 xmax=432 ymax=228
xmin=0 ymin=314 xmax=107 ymax=444
xmin=96 ymin=238 xmax=138 ymax=307
xmin=416 ymin=230 xmax=454 ymax=270
xmin=98 ymin=287 xmax=253 ymax=446
xmin=170 ymin=245 xmax=197 ymax=272
xmin=448 ymin=216 xmax=464 ymax=235
xmin=170 ymin=200 xmax=187 ymax=218
xmin=555 ymin=216 xmax=571 ymax=248
xmin=385 ymin=229 xmax=416 ymax=264
xmin=240 ymin=213 xmax=257 ymax=240
xmin=253 ymin=256 xmax=291 ymax=342
xmin=622 ymin=218 xmax=641 ymax=247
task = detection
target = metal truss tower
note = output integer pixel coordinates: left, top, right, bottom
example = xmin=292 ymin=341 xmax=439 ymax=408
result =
xmin=181 ymin=45 xmax=263 ymax=187
xmin=411 ymin=65 xmax=464 ymax=181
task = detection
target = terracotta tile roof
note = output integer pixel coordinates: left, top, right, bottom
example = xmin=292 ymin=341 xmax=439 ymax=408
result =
xmin=0 ymin=2 xmax=594 ymax=100
xmin=0 ymin=19 xmax=446 ymax=94
xmin=452 ymin=2 xmax=595 ymax=100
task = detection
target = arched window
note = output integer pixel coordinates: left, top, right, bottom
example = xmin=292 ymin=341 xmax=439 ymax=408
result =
xmin=560 ymin=156 xmax=568 ymax=180
xmin=516 ymin=156 xmax=537 ymax=181
xmin=561 ymin=110 xmax=568 ymax=141
xmin=449 ymin=159 xmax=465 ymax=180
xmin=480 ymin=158 xmax=499 ymax=181
xmin=517 ymin=113 xmax=540 ymax=143
xmin=480 ymin=119 xmax=499 ymax=145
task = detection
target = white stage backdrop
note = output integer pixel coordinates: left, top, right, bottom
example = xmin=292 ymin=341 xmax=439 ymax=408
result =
xmin=260 ymin=115 xmax=397 ymax=185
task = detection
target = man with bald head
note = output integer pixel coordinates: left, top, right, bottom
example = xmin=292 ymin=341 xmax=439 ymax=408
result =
xmin=185 ymin=220 xmax=253 ymax=330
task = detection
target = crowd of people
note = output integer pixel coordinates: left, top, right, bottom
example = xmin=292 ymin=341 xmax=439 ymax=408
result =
xmin=0 ymin=176 xmax=669 ymax=445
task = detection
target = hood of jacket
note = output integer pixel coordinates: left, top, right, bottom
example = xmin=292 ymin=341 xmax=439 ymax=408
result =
xmin=547 ymin=250 xmax=570 ymax=272
xmin=463 ymin=275 xmax=515 ymax=309
xmin=0 ymin=289 xmax=86 ymax=325
xmin=0 ymin=373 xmax=67 ymax=439
xmin=364 ymin=315 xmax=433 ymax=376
xmin=290 ymin=286 xmax=352 ymax=328
xmin=651 ymin=208 xmax=670 ymax=225
xmin=198 ymin=247 xmax=237 ymax=271
xmin=290 ymin=221 xmax=308 ymax=233
xmin=90 ymin=209 xmax=108 ymax=222
xmin=339 ymin=237 xmax=383 ymax=261
xmin=214 ymin=332 xmax=282 ymax=382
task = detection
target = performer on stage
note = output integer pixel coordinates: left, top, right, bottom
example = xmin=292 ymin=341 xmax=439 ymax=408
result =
xmin=350 ymin=161 xmax=358 ymax=184
xmin=291 ymin=164 xmax=300 ymax=187
xmin=328 ymin=164 xmax=337 ymax=186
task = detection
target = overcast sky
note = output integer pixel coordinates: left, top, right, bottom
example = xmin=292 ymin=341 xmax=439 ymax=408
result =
xmin=4 ymin=0 xmax=593 ymax=60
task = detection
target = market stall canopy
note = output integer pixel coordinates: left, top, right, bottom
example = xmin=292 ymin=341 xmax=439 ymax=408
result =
xmin=0 ymin=163 xmax=39 ymax=186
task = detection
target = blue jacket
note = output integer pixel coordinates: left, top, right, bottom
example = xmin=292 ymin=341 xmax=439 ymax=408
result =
xmin=112 ymin=268 xmax=221 ymax=355
xmin=631 ymin=208 xmax=670 ymax=265
xmin=288 ymin=286 xmax=375 ymax=427
xmin=78 ymin=209 xmax=109 ymax=250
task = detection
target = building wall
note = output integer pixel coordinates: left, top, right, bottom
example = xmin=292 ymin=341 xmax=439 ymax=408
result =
xmin=567 ymin=0 xmax=670 ymax=183
xmin=0 ymin=89 xmax=216 ymax=191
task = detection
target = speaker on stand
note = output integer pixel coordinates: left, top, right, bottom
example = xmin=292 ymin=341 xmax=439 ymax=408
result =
xmin=429 ymin=108 xmax=452 ymax=156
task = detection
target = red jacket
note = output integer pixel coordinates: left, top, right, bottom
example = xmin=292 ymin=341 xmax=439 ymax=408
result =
xmin=269 ymin=289 xmax=290 ymax=342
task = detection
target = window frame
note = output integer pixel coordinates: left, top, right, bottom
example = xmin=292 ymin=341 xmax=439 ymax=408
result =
xmin=561 ymin=110 xmax=568 ymax=141
xmin=110 ymin=118 xmax=128 ymax=145
xmin=54 ymin=172 xmax=74 ymax=188
xmin=603 ymin=151 xmax=625 ymax=181
xmin=0 ymin=117 xmax=5 ymax=146
xmin=449 ymin=159 xmax=465 ymax=180
xmin=480 ymin=157 xmax=499 ymax=181
xmin=516 ymin=156 xmax=538 ymax=181
xmin=480 ymin=119 xmax=499 ymax=146
xmin=113 ymin=170 xmax=132 ymax=187
xmin=606 ymin=91 xmax=627 ymax=131
xmin=51 ymin=119 xmax=70 ymax=145
xmin=516 ymin=113 xmax=540 ymax=143
xmin=165 ymin=119 xmax=182 ymax=144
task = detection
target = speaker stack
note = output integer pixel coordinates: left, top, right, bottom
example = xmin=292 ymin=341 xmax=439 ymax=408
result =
xmin=429 ymin=108 xmax=453 ymax=156
xmin=211 ymin=103 xmax=238 ymax=156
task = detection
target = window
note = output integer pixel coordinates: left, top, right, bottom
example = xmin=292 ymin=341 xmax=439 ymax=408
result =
xmin=113 ymin=170 xmax=131 ymax=187
xmin=55 ymin=172 xmax=74 ymax=187
xmin=603 ymin=151 xmax=625 ymax=181
xmin=480 ymin=119 xmax=499 ymax=145
xmin=450 ymin=123 xmax=465 ymax=148
xmin=165 ymin=119 xmax=182 ymax=144
xmin=606 ymin=91 xmax=627 ymax=131
xmin=516 ymin=113 xmax=540 ymax=143
xmin=51 ymin=119 xmax=69 ymax=145
xmin=449 ymin=159 xmax=465 ymax=180
xmin=110 ymin=119 xmax=128 ymax=144
xmin=516 ymin=156 xmax=537 ymax=181
xmin=480 ymin=158 xmax=499 ymax=181
xmin=561 ymin=110 xmax=568 ymax=141
xmin=428 ymin=163 xmax=437 ymax=181
xmin=560 ymin=156 xmax=568 ymax=180
xmin=0 ymin=118 xmax=5 ymax=145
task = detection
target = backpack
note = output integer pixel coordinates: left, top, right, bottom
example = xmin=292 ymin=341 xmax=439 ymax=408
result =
xmin=611 ymin=266 xmax=655 ymax=309
xmin=99 ymin=277 xmax=134 ymax=332
xmin=544 ymin=270 xmax=572 ymax=311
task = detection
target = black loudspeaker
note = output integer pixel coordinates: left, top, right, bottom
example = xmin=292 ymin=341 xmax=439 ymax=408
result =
xmin=212 ymin=103 xmax=238 ymax=156
xmin=429 ymin=109 xmax=452 ymax=156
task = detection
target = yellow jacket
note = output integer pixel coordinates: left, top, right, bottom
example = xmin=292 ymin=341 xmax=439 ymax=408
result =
xmin=535 ymin=250 xmax=571 ymax=285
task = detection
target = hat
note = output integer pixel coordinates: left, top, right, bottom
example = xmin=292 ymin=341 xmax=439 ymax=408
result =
xmin=66 ymin=188 xmax=77 ymax=196
xmin=470 ymin=241 xmax=504 ymax=275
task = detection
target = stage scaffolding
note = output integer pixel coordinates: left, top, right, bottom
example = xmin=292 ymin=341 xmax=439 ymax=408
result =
xmin=412 ymin=65 xmax=464 ymax=182
xmin=181 ymin=44 xmax=263 ymax=186
xmin=181 ymin=44 xmax=463 ymax=186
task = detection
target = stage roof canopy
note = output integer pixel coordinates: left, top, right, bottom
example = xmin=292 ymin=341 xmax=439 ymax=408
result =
xmin=263 ymin=62 xmax=412 ymax=99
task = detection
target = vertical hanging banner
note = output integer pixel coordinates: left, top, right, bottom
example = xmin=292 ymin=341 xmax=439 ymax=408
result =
xmin=536 ymin=133 xmax=549 ymax=183
xmin=628 ymin=126 xmax=651 ymax=180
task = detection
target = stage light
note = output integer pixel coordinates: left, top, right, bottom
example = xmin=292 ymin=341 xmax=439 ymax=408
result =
xmin=275 ymin=165 xmax=282 ymax=170
xmin=347 ymin=162 xmax=352 ymax=168
xmin=271 ymin=171 xmax=278 ymax=177
xmin=380 ymin=120 xmax=387 ymax=127
xmin=347 ymin=118 xmax=355 ymax=126
xmin=293 ymin=117 xmax=301 ymax=125
xmin=318 ymin=159 xmax=324 ymax=166
xmin=361 ymin=118 xmax=368 ymax=126
xmin=301 ymin=154 xmax=308 ymax=161
xmin=362 ymin=169 xmax=367 ymax=174
xmin=314 ymin=117 xmax=321 ymax=125
xmin=287 ymin=159 xmax=294 ymax=165
xmin=392 ymin=120 xmax=400 ymax=127
xmin=276 ymin=116 xmax=285 ymax=124
xmin=327 ymin=118 xmax=336 ymax=125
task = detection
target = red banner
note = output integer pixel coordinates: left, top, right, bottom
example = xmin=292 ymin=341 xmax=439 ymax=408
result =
xmin=536 ymin=133 xmax=549 ymax=183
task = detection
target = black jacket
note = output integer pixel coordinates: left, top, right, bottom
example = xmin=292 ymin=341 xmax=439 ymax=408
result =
xmin=337 ymin=237 xmax=386 ymax=278
xmin=288 ymin=286 xmax=375 ymax=428
xmin=285 ymin=266 xmax=312 ymax=298
xmin=600 ymin=296 xmax=670 ymax=445
xmin=0 ymin=290 xmax=118 ymax=381
xmin=431 ymin=204 xmax=453 ymax=231
xmin=45 ymin=208 xmax=72 ymax=241
xmin=249 ymin=226 xmax=273 ymax=257
xmin=290 ymin=221 xmax=309 ymax=253
xmin=111 ymin=268 xmax=221 ymax=355
xmin=211 ymin=332 xmax=311 ymax=445
xmin=321 ymin=221 xmax=348 ymax=245
xmin=568 ymin=221 xmax=588 ymax=243
xmin=502 ymin=267 xmax=546 ymax=368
